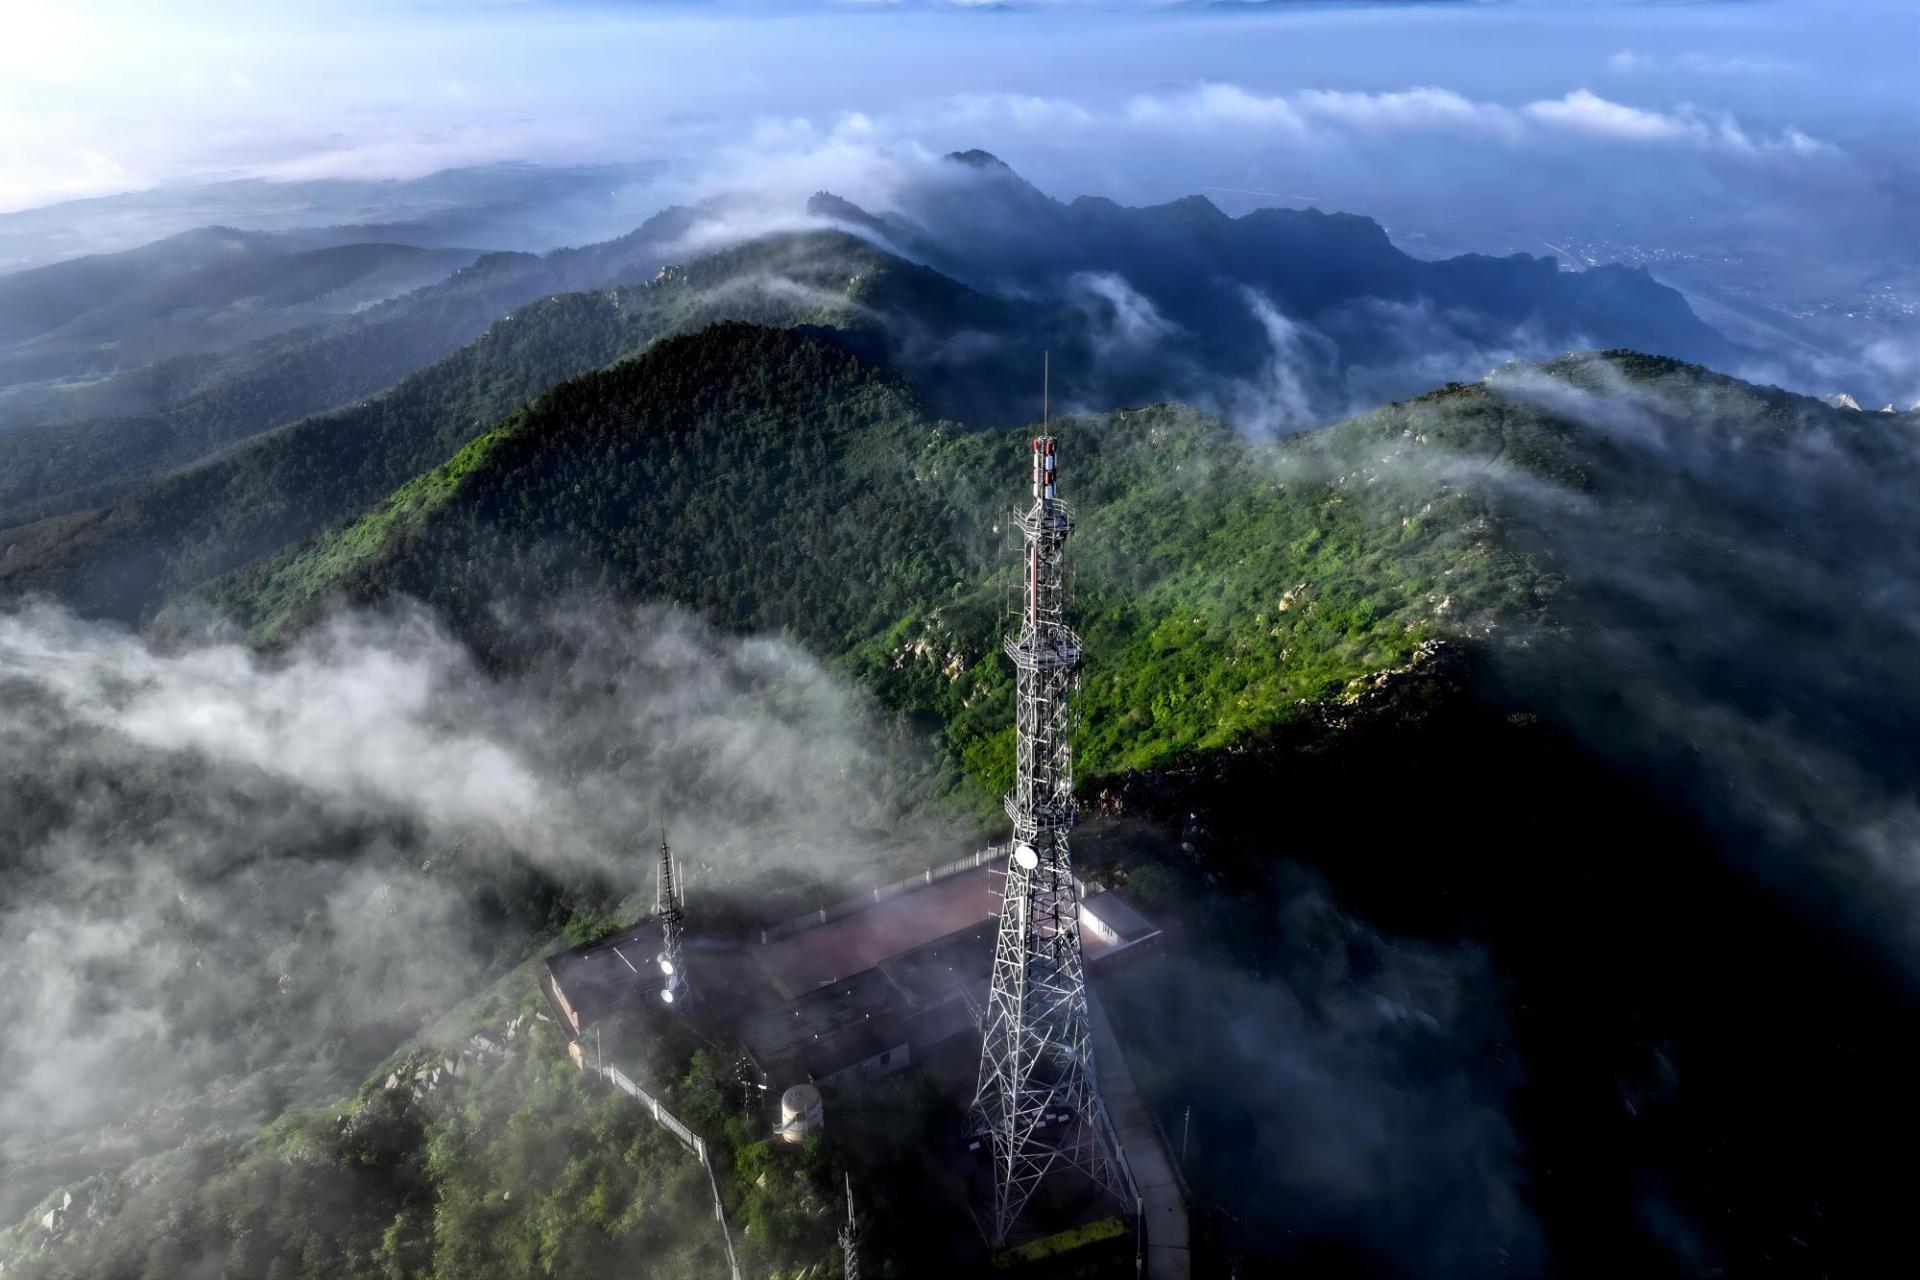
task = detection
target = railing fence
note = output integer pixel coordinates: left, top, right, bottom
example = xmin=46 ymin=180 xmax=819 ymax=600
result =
xmin=601 ymin=1065 xmax=742 ymax=1280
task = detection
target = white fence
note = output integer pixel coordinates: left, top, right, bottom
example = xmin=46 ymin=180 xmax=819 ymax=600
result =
xmin=758 ymin=846 xmax=1007 ymax=944
xmin=601 ymin=1065 xmax=742 ymax=1280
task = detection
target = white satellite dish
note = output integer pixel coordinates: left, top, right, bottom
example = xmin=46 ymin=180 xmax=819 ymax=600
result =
xmin=1014 ymin=842 xmax=1039 ymax=870
xmin=660 ymin=987 xmax=676 ymax=1004
xmin=658 ymin=954 xmax=675 ymax=976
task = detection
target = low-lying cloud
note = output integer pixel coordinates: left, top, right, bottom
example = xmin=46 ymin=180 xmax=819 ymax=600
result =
xmin=1125 ymin=82 xmax=1829 ymax=156
xmin=1521 ymin=88 xmax=1828 ymax=156
xmin=1110 ymin=876 xmax=1543 ymax=1278
xmin=1471 ymin=363 xmax=1920 ymax=975
xmin=1606 ymin=49 xmax=1803 ymax=78
xmin=0 ymin=599 xmax=945 ymax=1223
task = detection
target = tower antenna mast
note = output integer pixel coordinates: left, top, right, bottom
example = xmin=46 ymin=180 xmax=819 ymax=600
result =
xmin=656 ymin=828 xmax=687 ymax=1004
xmin=969 ymin=358 xmax=1135 ymax=1246
xmin=839 ymin=1173 xmax=863 ymax=1280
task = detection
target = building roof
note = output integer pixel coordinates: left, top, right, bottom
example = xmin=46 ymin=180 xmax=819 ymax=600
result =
xmin=755 ymin=864 xmax=1001 ymax=995
xmin=544 ymin=924 xmax=669 ymax=1025
xmin=549 ymin=868 xmax=1160 ymax=1080
xmin=741 ymin=960 xmax=900 ymax=1067
xmin=879 ymin=920 xmax=995 ymax=1008
xmin=800 ymin=1020 xmax=907 ymax=1082
xmin=743 ymin=919 xmax=997 ymax=1082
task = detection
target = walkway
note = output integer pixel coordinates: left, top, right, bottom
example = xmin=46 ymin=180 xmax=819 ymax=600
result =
xmin=1090 ymin=989 xmax=1191 ymax=1280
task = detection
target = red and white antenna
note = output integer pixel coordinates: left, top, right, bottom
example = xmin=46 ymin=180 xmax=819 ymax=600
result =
xmin=970 ymin=354 xmax=1136 ymax=1246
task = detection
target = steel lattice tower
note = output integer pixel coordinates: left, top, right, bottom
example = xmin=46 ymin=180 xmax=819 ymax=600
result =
xmin=839 ymin=1174 xmax=862 ymax=1280
xmin=970 ymin=387 xmax=1136 ymax=1247
xmin=655 ymin=832 xmax=687 ymax=1004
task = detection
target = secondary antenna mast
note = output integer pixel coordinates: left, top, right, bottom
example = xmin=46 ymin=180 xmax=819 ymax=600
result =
xmin=970 ymin=356 xmax=1134 ymax=1246
xmin=839 ymin=1174 xmax=862 ymax=1280
xmin=656 ymin=829 xmax=687 ymax=1004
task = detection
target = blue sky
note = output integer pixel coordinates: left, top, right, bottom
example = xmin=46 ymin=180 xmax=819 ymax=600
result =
xmin=3 ymin=0 xmax=1909 ymax=214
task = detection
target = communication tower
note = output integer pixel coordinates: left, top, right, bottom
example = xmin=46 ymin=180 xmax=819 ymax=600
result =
xmin=970 ymin=359 xmax=1135 ymax=1246
xmin=656 ymin=831 xmax=687 ymax=1004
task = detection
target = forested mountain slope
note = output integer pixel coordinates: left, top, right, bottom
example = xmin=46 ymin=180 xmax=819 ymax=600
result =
xmin=206 ymin=322 xmax=1528 ymax=797
xmin=0 ymin=232 xmax=1021 ymax=619
xmin=0 ymin=205 xmax=714 ymax=526
xmin=216 ymin=324 xmax=1916 ymax=816
xmin=163 ymin=325 xmax=1920 ymax=1274
xmin=215 ymin=324 xmax=1920 ymax=1277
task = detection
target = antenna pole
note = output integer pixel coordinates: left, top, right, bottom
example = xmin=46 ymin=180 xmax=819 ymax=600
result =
xmin=840 ymin=1173 xmax=862 ymax=1280
xmin=656 ymin=829 xmax=687 ymax=1004
xmin=969 ymin=426 xmax=1135 ymax=1247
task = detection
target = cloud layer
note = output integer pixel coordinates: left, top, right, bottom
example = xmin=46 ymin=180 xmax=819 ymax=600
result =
xmin=1122 ymin=82 xmax=1828 ymax=156
xmin=0 ymin=599 xmax=944 ymax=1222
xmin=1109 ymin=877 xmax=1543 ymax=1278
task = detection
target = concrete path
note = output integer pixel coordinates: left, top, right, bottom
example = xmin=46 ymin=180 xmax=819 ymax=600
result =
xmin=1090 ymin=989 xmax=1191 ymax=1280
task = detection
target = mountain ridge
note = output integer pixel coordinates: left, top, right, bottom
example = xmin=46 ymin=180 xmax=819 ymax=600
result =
xmin=0 ymin=204 xmax=714 ymax=526
xmin=199 ymin=323 xmax=1906 ymax=808
xmin=0 ymin=150 xmax=1751 ymax=531
xmin=0 ymin=230 xmax=1018 ymax=621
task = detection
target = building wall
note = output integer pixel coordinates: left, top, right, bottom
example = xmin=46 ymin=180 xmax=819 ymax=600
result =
xmin=1081 ymin=908 xmax=1123 ymax=946
xmin=544 ymin=973 xmax=582 ymax=1033
xmin=821 ymin=1042 xmax=912 ymax=1091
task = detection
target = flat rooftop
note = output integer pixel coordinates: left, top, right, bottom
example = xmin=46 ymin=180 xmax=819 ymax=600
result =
xmin=741 ymin=919 xmax=997 ymax=1080
xmin=544 ymin=923 xmax=670 ymax=1026
xmin=546 ymin=860 xmax=1161 ymax=1078
xmin=756 ymin=864 xmax=1001 ymax=996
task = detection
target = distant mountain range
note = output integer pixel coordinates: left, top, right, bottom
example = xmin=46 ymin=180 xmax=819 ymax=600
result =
xmin=815 ymin=148 xmax=1743 ymax=398
xmin=0 ymin=227 xmax=480 ymax=404
xmin=0 ymin=204 xmax=723 ymax=523
xmin=0 ymin=151 xmax=1751 ymax=538
xmin=0 ymin=229 xmax=1003 ymax=611
xmin=0 ymin=161 xmax=665 ymax=273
